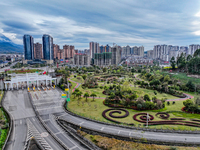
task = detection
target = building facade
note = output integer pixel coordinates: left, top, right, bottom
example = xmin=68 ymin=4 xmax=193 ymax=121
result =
xmin=42 ymin=34 xmax=54 ymax=60
xmin=23 ymin=35 xmax=34 ymax=60
xmin=74 ymin=54 xmax=90 ymax=66
xmin=34 ymin=43 xmax=43 ymax=59
xmin=53 ymin=44 xmax=60 ymax=59
xmin=111 ymin=46 xmax=121 ymax=65
xmin=89 ymin=42 xmax=99 ymax=58
xmin=94 ymin=52 xmax=112 ymax=66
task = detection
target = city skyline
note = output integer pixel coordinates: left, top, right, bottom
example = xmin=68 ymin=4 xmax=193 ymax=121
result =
xmin=1 ymin=0 xmax=200 ymax=50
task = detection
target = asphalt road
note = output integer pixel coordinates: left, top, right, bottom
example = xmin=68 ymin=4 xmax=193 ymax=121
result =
xmin=30 ymin=88 xmax=89 ymax=150
xmin=3 ymin=90 xmax=64 ymax=150
xmin=58 ymin=111 xmax=200 ymax=145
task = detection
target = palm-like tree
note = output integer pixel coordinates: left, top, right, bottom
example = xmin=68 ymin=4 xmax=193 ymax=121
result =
xmin=72 ymin=91 xmax=76 ymax=98
xmin=76 ymin=91 xmax=82 ymax=100
xmin=90 ymin=93 xmax=97 ymax=101
xmin=83 ymin=92 xmax=89 ymax=102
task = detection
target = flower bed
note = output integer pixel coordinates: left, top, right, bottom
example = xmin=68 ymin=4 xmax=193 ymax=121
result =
xmin=109 ymin=110 xmax=129 ymax=118
xmin=170 ymin=118 xmax=185 ymax=120
xmin=102 ymin=108 xmax=133 ymax=125
xmin=181 ymin=107 xmax=200 ymax=114
xmin=191 ymin=119 xmax=200 ymax=122
xmin=133 ymin=113 xmax=154 ymax=123
xmin=103 ymin=100 xmax=157 ymax=111
xmin=155 ymin=112 xmax=170 ymax=119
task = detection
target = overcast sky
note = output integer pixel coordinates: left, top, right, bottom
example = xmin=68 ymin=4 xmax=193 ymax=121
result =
xmin=1 ymin=0 xmax=200 ymax=50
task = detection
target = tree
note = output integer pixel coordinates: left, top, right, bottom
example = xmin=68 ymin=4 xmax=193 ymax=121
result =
xmin=75 ymin=88 xmax=79 ymax=93
xmin=183 ymin=99 xmax=193 ymax=108
xmin=137 ymin=104 xmax=142 ymax=110
xmin=90 ymin=93 xmax=97 ymax=101
xmin=76 ymin=91 xmax=82 ymax=100
xmin=72 ymin=92 xmax=76 ymax=98
xmin=109 ymin=92 xmax=115 ymax=100
xmin=144 ymin=94 xmax=151 ymax=101
xmin=164 ymin=75 xmax=170 ymax=82
xmin=193 ymin=49 xmax=200 ymax=57
xmin=170 ymin=56 xmax=176 ymax=70
xmin=129 ymin=93 xmax=138 ymax=101
xmin=83 ymin=93 xmax=89 ymax=102
xmin=186 ymin=80 xmax=195 ymax=92
xmin=103 ymin=67 xmax=107 ymax=72
xmin=82 ymin=74 xmax=87 ymax=80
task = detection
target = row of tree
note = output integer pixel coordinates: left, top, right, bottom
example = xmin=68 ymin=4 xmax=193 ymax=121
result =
xmin=170 ymin=49 xmax=200 ymax=74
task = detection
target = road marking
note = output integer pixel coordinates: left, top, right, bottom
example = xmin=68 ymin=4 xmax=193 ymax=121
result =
xmin=118 ymin=131 xmax=120 ymax=134
xmin=69 ymin=146 xmax=77 ymax=150
xmin=129 ymin=132 xmax=132 ymax=136
xmin=100 ymin=127 xmax=104 ymax=131
xmin=32 ymin=118 xmax=35 ymax=121
xmin=79 ymin=122 xmax=84 ymax=125
xmin=20 ymin=120 xmax=22 ymax=124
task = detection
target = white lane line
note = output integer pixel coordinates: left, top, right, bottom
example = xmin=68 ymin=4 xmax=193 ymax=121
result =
xmin=129 ymin=132 xmax=132 ymax=136
xmin=100 ymin=127 xmax=104 ymax=131
xmin=79 ymin=122 xmax=84 ymax=126
xmin=20 ymin=120 xmax=22 ymax=124
xmin=55 ymin=132 xmax=63 ymax=135
xmin=118 ymin=131 xmax=120 ymax=134
xmin=69 ymin=146 xmax=77 ymax=150
xmin=32 ymin=118 xmax=35 ymax=121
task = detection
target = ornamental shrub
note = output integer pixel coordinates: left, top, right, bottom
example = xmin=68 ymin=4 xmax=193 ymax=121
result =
xmin=137 ymin=104 xmax=142 ymax=110
xmin=144 ymin=94 xmax=151 ymax=101
xmin=167 ymin=101 xmax=170 ymax=105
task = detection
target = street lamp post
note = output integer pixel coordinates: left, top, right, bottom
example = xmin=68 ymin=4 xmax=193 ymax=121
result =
xmin=146 ymin=113 xmax=149 ymax=127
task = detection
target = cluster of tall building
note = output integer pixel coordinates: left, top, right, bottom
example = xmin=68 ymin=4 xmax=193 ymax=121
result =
xmin=23 ymin=34 xmax=75 ymax=64
xmin=89 ymin=42 xmax=121 ymax=66
xmin=146 ymin=44 xmax=200 ymax=62
xmin=122 ymin=45 xmax=144 ymax=57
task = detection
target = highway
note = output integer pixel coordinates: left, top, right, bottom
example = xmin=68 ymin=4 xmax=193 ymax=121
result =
xmin=58 ymin=112 xmax=200 ymax=145
xmin=29 ymin=88 xmax=89 ymax=150
xmin=3 ymin=90 xmax=64 ymax=150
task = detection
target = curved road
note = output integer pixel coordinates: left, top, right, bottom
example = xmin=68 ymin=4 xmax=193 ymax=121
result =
xmin=62 ymin=78 xmax=200 ymax=145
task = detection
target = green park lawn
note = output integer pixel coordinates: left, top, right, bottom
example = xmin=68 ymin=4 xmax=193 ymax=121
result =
xmin=68 ymin=73 xmax=200 ymax=131
xmin=68 ymin=94 xmax=200 ymax=131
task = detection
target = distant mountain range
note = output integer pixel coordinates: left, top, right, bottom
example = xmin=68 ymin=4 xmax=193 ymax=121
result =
xmin=0 ymin=33 xmax=23 ymax=53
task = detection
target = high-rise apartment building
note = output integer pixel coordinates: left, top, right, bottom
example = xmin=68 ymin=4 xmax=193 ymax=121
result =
xmin=63 ymin=45 xmax=70 ymax=59
xmin=70 ymin=45 xmax=74 ymax=58
xmin=23 ymin=35 xmax=34 ymax=60
xmin=74 ymin=54 xmax=90 ymax=66
xmin=57 ymin=49 xmax=65 ymax=60
xmin=147 ymin=50 xmax=153 ymax=58
xmin=189 ymin=44 xmax=200 ymax=55
xmin=138 ymin=46 xmax=144 ymax=57
xmin=34 ymin=43 xmax=43 ymax=59
xmin=42 ymin=34 xmax=53 ymax=60
xmin=99 ymin=45 xmax=105 ymax=53
xmin=89 ymin=42 xmax=99 ymax=58
xmin=111 ymin=46 xmax=121 ymax=65
xmin=53 ymin=44 xmax=60 ymax=59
